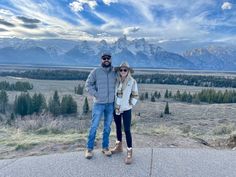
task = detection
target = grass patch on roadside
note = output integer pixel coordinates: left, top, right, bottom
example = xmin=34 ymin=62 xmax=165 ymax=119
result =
xmin=134 ymin=124 xmax=182 ymax=136
xmin=0 ymin=127 xmax=87 ymax=152
xmin=15 ymin=143 xmax=39 ymax=151
xmin=35 ymin=127 xmax=65 ymax=135
xmin=213 ymin=124 xmax=235 ymax=135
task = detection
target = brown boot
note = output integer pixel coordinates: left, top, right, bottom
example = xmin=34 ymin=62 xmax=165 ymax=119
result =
xmin=111 ymin=141 xmax=123 ymax=154
xmin=84 ymin=149 xmax=93 ymax=159
xmin=125 ymin=148 xmax=132 ymax=164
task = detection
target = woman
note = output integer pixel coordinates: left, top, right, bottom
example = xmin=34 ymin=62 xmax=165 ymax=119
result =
xmin=111 ymin=61 xmax=139 ymax=164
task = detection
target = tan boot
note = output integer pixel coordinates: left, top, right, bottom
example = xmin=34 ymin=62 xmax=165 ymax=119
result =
xmin=125 ymin=148 xmax=132 ymax=164
xmin=111 ymin=141 xmax=123 ymax=154
xmin=85 ymin=149 xmax=93 ymax=159
xmin=101 ymin=148 xmax=112 ymax=156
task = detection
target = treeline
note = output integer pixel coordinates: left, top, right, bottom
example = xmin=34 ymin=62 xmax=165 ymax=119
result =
xmin=134 ymin=73 xmax=236 ymax=88
xmin=172 ymin=89 xmax=236 ymax=104
xmin=0 ymin=70 xmax=89 ymax=80
xmin=2 ymin=70 xmax=236 ymax=88
xmin=139 ymin=88 xmax=236 ymax=104
xmin=0 ymin=81 xmax=33 ymax=91
xmin=0 ymin=90 xmax=90 ymax=117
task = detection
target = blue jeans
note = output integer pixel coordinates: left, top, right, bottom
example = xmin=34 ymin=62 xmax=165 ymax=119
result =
xmin=87 ymin=103 xmax=114 ymax=150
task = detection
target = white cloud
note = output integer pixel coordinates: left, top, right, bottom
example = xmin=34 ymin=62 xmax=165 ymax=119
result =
xmin=103 ymin=0 xmax=118 ymax=6
xmin=69 ymin=2 xmax=84 ymax=12
xmin=87 ymin=0 xmax=97 ymax=9
xmin=69 ymin=0 xmax=97 ymax=12
xmin=221 ymin=2 xmax=233 ymax=10
xmin=0 ymin=0 xmax=95 ymax=40
xmin=126 ymin=1 xmax=154 ymax=22
xmin=0 ymin=9 xmax=14 ymax=16
xmin=123 ymin=26 xmax=140 ymax=35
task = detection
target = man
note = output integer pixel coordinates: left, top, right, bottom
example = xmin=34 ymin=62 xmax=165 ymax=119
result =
xmin=84 ymin=52 xmax=116 ymax=159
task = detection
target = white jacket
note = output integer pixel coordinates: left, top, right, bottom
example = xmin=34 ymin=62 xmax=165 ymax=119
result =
xmin=115 ymin=77 xmax=139 ymax=114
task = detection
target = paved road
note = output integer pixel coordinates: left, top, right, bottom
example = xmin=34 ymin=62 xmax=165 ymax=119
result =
xmin=0 ymin=148 xmax=235 ymax=177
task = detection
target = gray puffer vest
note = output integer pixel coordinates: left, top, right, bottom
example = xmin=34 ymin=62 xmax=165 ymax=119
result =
xmin=85 ymin=66 xmax=116 ymax=103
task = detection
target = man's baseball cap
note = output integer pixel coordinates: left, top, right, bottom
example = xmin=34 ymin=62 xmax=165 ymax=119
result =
xmin=101 ymin=52 xmax=111 ymax=58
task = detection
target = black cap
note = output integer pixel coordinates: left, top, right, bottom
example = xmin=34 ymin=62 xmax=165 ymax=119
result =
xmin=101 ymin=52 xmax=111 ymax=58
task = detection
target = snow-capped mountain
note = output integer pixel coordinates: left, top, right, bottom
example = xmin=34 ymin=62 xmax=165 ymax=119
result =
xmin=93 ymin=35 xmax=194 ymax=68
xmin=0 ymin=46 xmax=56 ymax=64
xmin=183 ymin=46 xmax=236 ymax=70
xmin=0 ymin=36 xmax=235 ymax=70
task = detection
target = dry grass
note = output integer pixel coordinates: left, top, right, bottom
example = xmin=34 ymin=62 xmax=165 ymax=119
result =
xmin=0 ymin=126 xmax=88 ymax=159
xmin=213 ymin=124 xmax=236 ymax=135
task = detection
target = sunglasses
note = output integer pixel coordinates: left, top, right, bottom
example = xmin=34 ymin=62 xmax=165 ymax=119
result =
xmin=119 ymin=69 xmax=128 ymax=72
xmin=102 ymin=56 xmax=111 ymax=61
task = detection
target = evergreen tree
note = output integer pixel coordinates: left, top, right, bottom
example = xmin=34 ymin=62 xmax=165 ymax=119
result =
xmin=164 ymin=89 xmax=169 ymax=98
xmin=217 ymin=90 xmax=224 ymax=103
xmin=13 ymin=95 xmax=18 ymax=114
xmin=154 ymin=91 xmax=158 ymax=98
xmin=223 ymin=90 xmax=230 ymax=103
xmin=61 ymin=96 xmax=68 ymax=114
xmin=181 ymin=91 xmax=188 ymax=102
xmin=10 ymin=113 xmax=15 ymax=121
xmin=49 ymin=91 xmax=61 ymax=116
xmin=32 ymin=93 xmax=47 ymax=114
xmin=157 ymin=92 xmax=161 ymax=99
xmin=26 ymin=93 xmax=33 ymax=115
xmin=164 ymin=102 xmax=170 ymax=114
xmin=7 ymin=113 xmax=15 ymax=126
xmin=61 ymin=95 xmax=77 ymax=114
xmin=139 ymin=93 xmax=145 ymax=101
xmin=38 ymin=93 xmax=47 ymax=111
xmin=83 ymin=97 xmax=89 ymax=114
xmin=32 ymin=93 xmax=38 ymax=113
xmin=75 ymin=84 xmax=84 ymax=95
xmin=145 ymin=92 xmax=149 ymax=99
xmin=186 ymin=92 xmax=193 ymax=103
xmin=14 ymin=93 xmax=32 ymax=117
xmin=0 ymin=90 xmax=8 ymax=113
xmin=70 ymin=97 xmax=77 ymax=114
xmin=175 ymin=90 xmax=181 ymax=100
xmin=151 ymin=95 xmax=156 ymax=102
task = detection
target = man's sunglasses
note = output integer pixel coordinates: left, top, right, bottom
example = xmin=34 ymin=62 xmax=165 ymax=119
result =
xmin=102 ymin=56 xmax=111 ymax=60
xmin=119 ymin=69 xmax=128 ymax=72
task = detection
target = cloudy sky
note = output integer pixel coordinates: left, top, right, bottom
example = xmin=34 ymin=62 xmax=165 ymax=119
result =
xmin=0 ymin=0 xmax=235 ymax=45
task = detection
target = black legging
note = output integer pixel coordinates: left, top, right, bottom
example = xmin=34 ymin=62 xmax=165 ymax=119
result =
xmin=113 ymin=109 xmax=132 ymax=148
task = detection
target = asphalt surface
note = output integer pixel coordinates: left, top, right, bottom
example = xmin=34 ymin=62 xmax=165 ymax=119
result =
xmin=0 ymin=148 xmax=236 ymax=177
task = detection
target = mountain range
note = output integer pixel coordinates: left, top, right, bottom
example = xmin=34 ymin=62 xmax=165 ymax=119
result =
xmin=0 ymin=36 xmax=235 ymax=71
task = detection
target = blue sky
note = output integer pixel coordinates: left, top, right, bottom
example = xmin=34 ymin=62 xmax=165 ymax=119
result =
xmin=0 ymin=0 xmax=235 ymax=45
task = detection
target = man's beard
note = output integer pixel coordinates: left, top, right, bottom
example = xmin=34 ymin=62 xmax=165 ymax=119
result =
xmin=102 ymin=62 xmax=111 ymax=67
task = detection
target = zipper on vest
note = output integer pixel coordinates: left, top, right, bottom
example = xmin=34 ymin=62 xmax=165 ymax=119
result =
xmin=107 ymin=72 xmax=109 ymax=103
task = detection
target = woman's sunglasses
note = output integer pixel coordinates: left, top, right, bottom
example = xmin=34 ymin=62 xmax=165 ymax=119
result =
xmin=119 ymin=69 xmax=128 ymax=72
